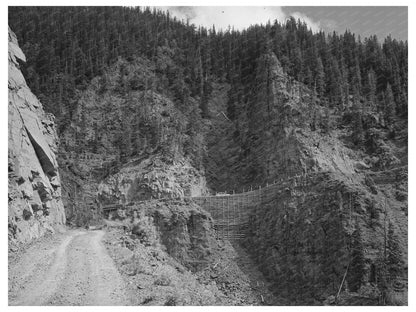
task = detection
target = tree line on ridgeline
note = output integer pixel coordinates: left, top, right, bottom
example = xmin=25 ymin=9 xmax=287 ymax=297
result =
xmin=9 ymin=6 xmax=407 ymax=145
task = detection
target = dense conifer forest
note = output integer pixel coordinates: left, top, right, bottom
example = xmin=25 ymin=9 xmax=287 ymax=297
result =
xmin=9 ymin=6 xmax=408 ymax=126
xmin=8 ymin=7 xmax=408 ymax=305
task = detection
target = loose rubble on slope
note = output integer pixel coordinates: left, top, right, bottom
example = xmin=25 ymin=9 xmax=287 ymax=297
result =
xmin=102 ymin=200 xmax=278 ymax=305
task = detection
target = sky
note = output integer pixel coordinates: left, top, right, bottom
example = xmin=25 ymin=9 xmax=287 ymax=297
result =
xmin=161 ymin=6 xmax=407 ymax=41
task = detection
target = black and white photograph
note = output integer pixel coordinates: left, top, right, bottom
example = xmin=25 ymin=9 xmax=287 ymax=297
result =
xmin=5 ymin=1 xmax=410 ymax=308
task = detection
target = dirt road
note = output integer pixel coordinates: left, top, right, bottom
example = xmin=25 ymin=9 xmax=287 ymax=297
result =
xmin=9 ymin=230 xmax=130 ymax=306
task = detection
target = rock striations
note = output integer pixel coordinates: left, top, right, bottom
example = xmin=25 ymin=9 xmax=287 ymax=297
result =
xmin=8 ymin=28 xmax=65 ymax=245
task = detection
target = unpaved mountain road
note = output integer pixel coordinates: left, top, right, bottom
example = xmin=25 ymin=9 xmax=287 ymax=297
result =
xmin=9 ymin=230 xmax=130 ymax=306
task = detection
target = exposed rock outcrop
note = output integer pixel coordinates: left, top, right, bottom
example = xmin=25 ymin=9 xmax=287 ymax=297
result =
xmin=106 ymin=199 xmax=279 ymax=305
xmin=205 ymin=52 xmax=320 ymax=192
xmin=57 ymin=57 xmax=208 ymax=215
xmin=120 ymin=200 xmax=216 ymax=271
xmin=202 ymin=51 xmax=407 ymax=304
xmin=98 ymin=154 xmax=208 ymax=204
xmin=8 ymin=27 xmax=65 ymax=245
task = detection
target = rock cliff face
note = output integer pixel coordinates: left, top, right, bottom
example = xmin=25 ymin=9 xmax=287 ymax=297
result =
xmin=203 ymin=51 xmax=407 ymax=304
xmin=57 ymin=57 xmax=208 ymax=220
xmin=98 ymin=154 xmax=207 ymax=205
xmin=113 ymin=200 xmax=217 ymax=271
xmin=8 ymin=28 xmax=65 ymax=245
xmin=7 ymin=8 xmax=407 ymax=306
xmin=205 ymin=52 xmax=401 ymax=193
xmin=205 ymin=53 xmax=320 ymax=192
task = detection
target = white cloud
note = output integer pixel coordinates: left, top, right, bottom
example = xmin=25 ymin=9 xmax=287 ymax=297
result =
xmin=160 ymin=6 xmax=321 ymax=33
xmin=289 ymin=11 xmax=322 ymax=33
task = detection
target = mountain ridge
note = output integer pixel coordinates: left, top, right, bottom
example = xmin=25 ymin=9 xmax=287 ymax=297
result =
xmin=8 ymin=6 xmax=408 ymax=305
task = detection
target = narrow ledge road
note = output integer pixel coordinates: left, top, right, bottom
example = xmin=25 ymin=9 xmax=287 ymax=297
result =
xmin=9 ymin=229 xmax=130 ymax=306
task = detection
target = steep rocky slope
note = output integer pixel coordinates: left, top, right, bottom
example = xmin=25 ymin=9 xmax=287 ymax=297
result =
xmin=206 ymin=53 xmax=355 ymax=191
xmin=103 ymin=199 xmax=277 ymax=305
xmin=56 ymin=49 xmax=407 ymax=305
xmin=241 ymin=172 xmax=407 ymax=305
xmin=8 ymin=28 xmax=65 ymax=245
xmin=57 ymin=57 xmax=209 ymax=225
xmin=203 ymin=51 xmax=408 ymax=305
xmin=98 ymin=154 xmax=207 ymax=204
xmin=7 ymin=7 xmax=407 ymax=306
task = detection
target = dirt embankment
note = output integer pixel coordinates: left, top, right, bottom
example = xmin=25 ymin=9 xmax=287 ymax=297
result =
xmin=104 ymin=228 xmax=277 ymax=305
xmin=102 ymin=200 xmax=279 ymax=305
xmin=9 ymin=211 xmax=278 ymax=306
xmin=9 ymin=229 xmax=129 ymax=306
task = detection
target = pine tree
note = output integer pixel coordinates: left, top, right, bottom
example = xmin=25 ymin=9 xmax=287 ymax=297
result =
xmin=384 ymin=83 xmax=395 ymax=124
xmin=386 ymin=222 xmax=403 ymax=281
xmin=348 ymin=228 xmax=366 ymax=292
xmin=350 ymin=57 xmax=362 ymax=102
xmin=327 ymin=57 xmax=343 ymax=108
xmin=310 ymin=86 xmax=318 ymax=131
xmin=9 ymin=6 xmax=407 ymax=127
xmin=340 ymin=56 xmax=350 ymax=109
xmin=118 ymin=114 xmax=132 ymax=162
xmin=352 ymin=106 xmax=364 ymax=145
xmin=366 ymin=68 xmax=377 ymax=109
xmin=315 ymin=57 xmax=326 ymax=101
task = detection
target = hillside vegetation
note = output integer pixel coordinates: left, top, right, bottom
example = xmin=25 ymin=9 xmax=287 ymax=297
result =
xmin=8 ymin=6 xmax=407 ymax=305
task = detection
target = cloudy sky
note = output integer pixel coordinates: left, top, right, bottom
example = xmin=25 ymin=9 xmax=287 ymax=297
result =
xmin=161 ymin=6 xmax=407 ymax=41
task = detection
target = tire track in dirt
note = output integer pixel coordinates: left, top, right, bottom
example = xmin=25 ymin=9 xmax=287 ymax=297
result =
xmin=9 ymin=230 xmax=130 ymax=306
xmin=9 ymin=231 xmax=85 ymax=305
xmin=86 ymin=231 xmax=129 ymax=305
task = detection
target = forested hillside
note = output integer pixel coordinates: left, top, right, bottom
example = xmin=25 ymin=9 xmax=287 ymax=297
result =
xmin=8 ymin=6 xmax=408 ymax=305
xmin=9 ymin=6 xmax=407 ymax=125
xmin=8 ymin=6 xmax=408 ymax=190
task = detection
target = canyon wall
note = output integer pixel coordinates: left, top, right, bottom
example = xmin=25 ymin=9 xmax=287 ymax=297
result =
xmin=8 ymin=28 xmax=65 ymax=245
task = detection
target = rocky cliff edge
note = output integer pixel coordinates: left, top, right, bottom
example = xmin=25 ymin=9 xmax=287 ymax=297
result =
xmin=8 ymin=27 xmax=65 ymax=245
